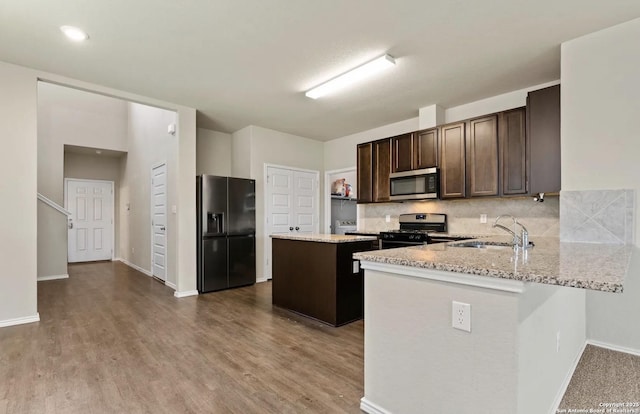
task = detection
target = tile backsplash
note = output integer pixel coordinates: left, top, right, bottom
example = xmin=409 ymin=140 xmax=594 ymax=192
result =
xmin=560 ymin=189 xmax=635 ymax=244
xmin=358 ymin=196 xmax=559 ymax=237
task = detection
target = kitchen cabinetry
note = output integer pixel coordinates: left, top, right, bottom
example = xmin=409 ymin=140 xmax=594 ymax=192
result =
xmin=374 ymin=139 xmax=392 ymax=202
xmin=272 ymin=237 xmax=375 ymax=326
xmin=527 ymin=84 xmax=561 ymax=194
xmin=414 ymin=128 xmax=438 ymax=169
xmin=391 ymin=133 xmax=413 ymax=173
xmin=357 ymin=139 xmax=392 ymax=203
xmin=392 ymin=129 xmax=438 ymax=173
xmin=357 ymin=143 xmax=374 ymax=203
xmin=499 ymin=107 xmax=527 ymax=195
xmin=467 ymin=115 xmax=499 ymax=197
xmin=439 ymin=122 xmax=466 ymax=198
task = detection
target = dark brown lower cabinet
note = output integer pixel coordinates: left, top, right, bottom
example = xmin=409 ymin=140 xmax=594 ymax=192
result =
xmin=272 ymin=238 xmax=375 ymax=326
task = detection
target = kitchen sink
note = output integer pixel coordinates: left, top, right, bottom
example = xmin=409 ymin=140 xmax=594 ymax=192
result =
xmin=449 ymin=241 xmax=515 ymax=250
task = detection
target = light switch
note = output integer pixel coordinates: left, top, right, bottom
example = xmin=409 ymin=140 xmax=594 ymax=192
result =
xmin=171 ymin=205 xmax=177 ymax=214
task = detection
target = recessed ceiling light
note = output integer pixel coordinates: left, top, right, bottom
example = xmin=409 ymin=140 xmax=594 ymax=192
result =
xmin=60 ymin=25 xmax=89 ymax=42
xmin=305 ymin=54 xmax=396 ymax=99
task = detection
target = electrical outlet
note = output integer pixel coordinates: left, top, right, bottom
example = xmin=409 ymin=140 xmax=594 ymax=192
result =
xmin=556 ymin=331 xmax=561 ymax=353
xmin=480 ymin=214 xmax=487 ymax=224
xmin=452 ymin=301 xmax=471 ymax=332
xmin=385 ymin=214 xmax=391 ymax=223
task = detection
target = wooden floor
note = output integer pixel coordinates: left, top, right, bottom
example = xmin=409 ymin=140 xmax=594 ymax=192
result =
xmin=0 ymin=262 xmax=364 ymax=414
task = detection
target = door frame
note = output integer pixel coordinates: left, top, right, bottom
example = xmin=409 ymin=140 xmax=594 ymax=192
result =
xmin=150 ymin=161 xmax=170 ymax=286
xmin=263 ymin=163 xmax=320 ymax=281
xmin=64 ymin=178 xmax=115 ymax=262
xmin=324 ymin=167 xmax=356 ymax=234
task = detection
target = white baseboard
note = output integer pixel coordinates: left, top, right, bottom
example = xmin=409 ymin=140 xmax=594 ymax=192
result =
xmin=360 ymin=397 xmax=391 ymax=414
xmin=174 ymin=290 xmax=199 ymax=298
xmin=0 ymin=313 xmax=40 ymax=328
xmin=256 ymin=276 xmax=269 ymax=283
xmin=587 ymin=339 xmax=640 ymax=357
xmin=164 ymin=280 xmax=177 ymax=290
xmin=549 ymin=341 xmax=588 ymax=414
xmin=118 ymin=258 xmax=152 ymax=277
xmin=37 ymin=274 xmax=69 ymax=281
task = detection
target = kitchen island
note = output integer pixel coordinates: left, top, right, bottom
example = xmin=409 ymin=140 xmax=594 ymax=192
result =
xmin=354 ymin=237 xmax=634 ymax=414
xmin=271 ymin=234 xmax=377 ymax=326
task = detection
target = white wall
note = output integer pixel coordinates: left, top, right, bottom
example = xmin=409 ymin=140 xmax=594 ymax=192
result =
xmin=119 ymin=103 xmax=178 ymax=285
xmin=231 ymin=126 xmax=252 ymax=179
xmin=64 ymin=152 xmax=123 ymax=257
xmin=0 ymin=61 xmax=38 ymax=325
xmin=231 ymin=126 xmax=324 ymax=280
xmin=0 ymin=59 xmax=197 ymax=328
xmin=196 ymin=128 xmax=232 ymax=176
xmin=561 ymin=17 xmax=640 ymax=351
xmin=323 ymin=117 xmax=419 ymax=172
xmin=37 ymin=82 xmax=128 ymax=278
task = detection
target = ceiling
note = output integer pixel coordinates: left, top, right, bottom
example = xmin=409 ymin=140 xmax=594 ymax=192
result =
xmin=1 ymin=1 xmax=639 ymax=141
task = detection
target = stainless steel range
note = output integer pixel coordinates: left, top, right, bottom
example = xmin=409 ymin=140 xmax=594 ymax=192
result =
xmin=379 ymin=213 xmax=469 ymax=249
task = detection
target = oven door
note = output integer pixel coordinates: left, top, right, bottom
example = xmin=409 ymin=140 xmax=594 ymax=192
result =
xmin=389 ymin=168 xmax=439 ymax=201
xmin=380 ymin=240 xmax=426 ymax=249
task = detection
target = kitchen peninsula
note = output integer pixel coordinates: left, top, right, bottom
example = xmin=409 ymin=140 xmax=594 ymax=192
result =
xmin=354 ymin=237 xmax=634 ymax=414
xmin=271 ymin=234 xmax=377 ymax=326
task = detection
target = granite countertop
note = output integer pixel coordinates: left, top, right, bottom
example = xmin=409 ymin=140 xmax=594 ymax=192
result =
xmin=270 ymin=234 xmax=378 ymax=244
xmin=354 ymin=236 xmax=634 ymax=293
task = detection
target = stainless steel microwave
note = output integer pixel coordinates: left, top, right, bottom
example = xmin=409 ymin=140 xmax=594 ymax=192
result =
xmin=389 ymin=167 xmax=440 ymax=201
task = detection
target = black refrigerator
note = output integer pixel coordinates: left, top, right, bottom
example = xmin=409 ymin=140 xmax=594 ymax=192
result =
xmin=197 ymin=175 xmax=256 ymax=293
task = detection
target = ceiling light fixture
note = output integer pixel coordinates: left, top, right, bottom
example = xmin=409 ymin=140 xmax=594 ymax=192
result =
xmin=60 ymin=25 xmax=89 ymax=42
xmin=305 ymin=54 xmax=396 ymax=99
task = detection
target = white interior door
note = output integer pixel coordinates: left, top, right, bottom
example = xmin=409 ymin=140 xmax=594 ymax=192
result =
xmin=151 ymin=163 xmax=167 ymax=281
xmin=293 ymin=171 xmax=317 ymax=234
xmin=264 ymin=165 xmax=319 ymax=279
xmin=66 ymin=179 xmax=114 ymax=263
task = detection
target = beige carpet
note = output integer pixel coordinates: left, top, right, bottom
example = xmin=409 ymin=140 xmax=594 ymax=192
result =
xmin=558 ymin=345 xmax=640 ymax=412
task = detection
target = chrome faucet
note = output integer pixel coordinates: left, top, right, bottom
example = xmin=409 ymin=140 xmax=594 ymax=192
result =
xmin=493 ymin=215 xmax=530 ymax=249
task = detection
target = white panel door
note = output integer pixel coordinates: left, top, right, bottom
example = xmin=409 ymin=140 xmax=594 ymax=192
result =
xmin=264 ymin=165 xmax=319 ymax=279
xmin=151 ymin=164 xmax=167 ymax=281
xmin=67 ymin=179 xmax=114 ymax=263
xmin=293 ymin=171 xmax=317 ymax=234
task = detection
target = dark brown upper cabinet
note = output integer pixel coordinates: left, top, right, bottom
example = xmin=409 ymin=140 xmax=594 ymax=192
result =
xmin=467 ymin=115 xmax=499 ymax=197
xmin=356 ymin=142 xmax=374 ymax=203
xmin=439 ymin=122 xmax=466 ymax=199
xmin=499 ymin=108 xmax=527 ymax=195
xmin=527 ymin=84 xmax=561 ymax=194
xmin=391 ymin=133 xmax=414 ymax=173
xmin=373 ymin=139 xmax=392 ymax=202
xmin=414 ymin=128 xmax=438 ymax=169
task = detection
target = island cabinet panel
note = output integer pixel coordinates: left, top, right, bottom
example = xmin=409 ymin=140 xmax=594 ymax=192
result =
xmin=527 ymin=84 xmax=561 ymax=194
xmin=373 ymin=138 xmax=392 ymax=202
xmin=272 ymin=238 xmax=375 ymax=326
xmin=414 ymin=128 xmax=438 ymax=169
xmin=499 ymin=108 xmax=528 ymax=195
xmin=467 ymin=115 xmax=499 ymax=197
xmin=439 ymin=122 xmax=466 ymax=198
xmin=357 ymin=142 xmax=374 ymax=203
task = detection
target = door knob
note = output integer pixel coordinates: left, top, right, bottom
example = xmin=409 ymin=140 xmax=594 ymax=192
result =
xmin=295 ymin=226 xmax=300 ymax=231
xmin=289 ymin=227 xmax=294 ymax=231
xmin=68 ymin=221 xmax=73 ymax=229
xmin=160 ymin=226 xmax=166 ymax=231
